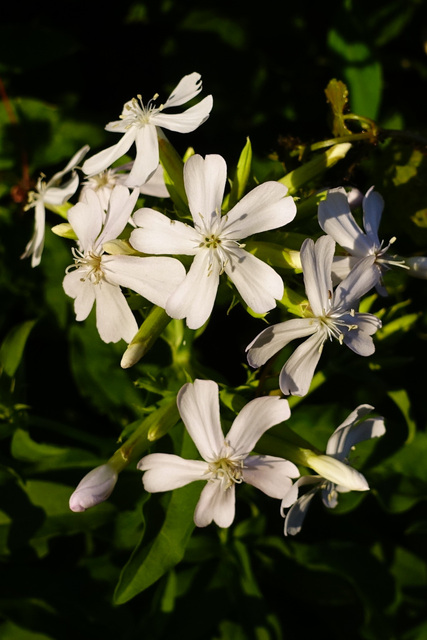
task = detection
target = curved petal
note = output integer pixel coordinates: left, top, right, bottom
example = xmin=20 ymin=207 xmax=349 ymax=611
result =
xmin=68 ymin=191 xmax=104 ymax=251
xmin=130 ymin=208 xmax=199 ymax=255
xmin=242 ymin=455 xmax=299 ymax=498
xmin=21 ymin=200 xmax=46 ymax=267
xmin=279 ymin=329 xmax=325 ymax=396
xmin=45 ymin=172 xmax=80 ymax=205
xmin=82 ymin=128 xmax=136 ymax=177
xmin=194 ymin=480 xmax=235 ymax=528
xmin=94 ymin=281 xmax=138 ymax=343
xmin=177 ymin=380 xmax=224 ymax=461
xmin=327 ymin=410 xmax=385 ymax=460
xmin=333 ymin=256 xmax=381 ymax=309
xmin=283 ymin=487 xmax=318 ymax=536
xmin=166 ymin=249 xmax=221 ymax=330
xmin=139 ymin=164 xmax=170 ymax=198
xmin=246 ymin=318 xmax=317 ymax=368
xmin=102 ymin=254 xmax=186 ymax=307
xmin=301 ymin=236 xmax=335 ymax=317
xmin=183 ymin=154 xmax=227 ymax=228
xmin=224 ymin=248 xmax=284 ymax=313
xmin=138 ymin=453 xmax=209 ymax=492
xmin=96 ymin=186 xmax=139 ymax=248
xmin=222 ymin=182 xmax=296 ymax=239
xmin=63 ymin=269 xmax=95 ymax=321
xmin=152 ymin=96 xmax=213 ymax=133
xmin=362 ymin=186 xmax=383 ymax=245
xmin=281 ymin=475 xmax=322 ymax=510
xmin=307 ymin=454 xmax=369 ymax=491
xmin=227 ymin=396 xmax=291 ymax=455
xmin=342 ymin=312 xmax=381 ymax=356
xmin=124 ymin=124 xmax=159 ymax=187
xmin=318 ymin=188 xmax=373 ymax=256
xmin=163 ymin=72 xmax=203 ymax=108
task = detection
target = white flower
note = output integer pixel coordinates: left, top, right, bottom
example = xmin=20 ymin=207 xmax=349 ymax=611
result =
xmin=69 ymin=463 xmax=118 ymax=512
xmin=246 ymin=235 xmax=382 ymax=397
xmin=21 ymin=145 xmax=89 ymax=267
xmin=281 ymin=404 xmax=386 ymax=535
xmin=80 ymin=163 xmax=169 ymax=211
xmin=318 ymin=186 xmax=408 ymax=293
xmin=129 ymin=154 xmax=297 ymax=329
xmin=63 ymin=185 xmax=186 ymax=343
xmin=138 ymin=379 xmax=299 ymax=528
xmin=81 ymin=72 xmax=213 ymax=187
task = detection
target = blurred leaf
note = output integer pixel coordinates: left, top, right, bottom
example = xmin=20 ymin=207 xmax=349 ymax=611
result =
xmin=324 ymin=78 xmax=352 ymax=136
xmin=0 ymin=319 xmax=36 ymax=377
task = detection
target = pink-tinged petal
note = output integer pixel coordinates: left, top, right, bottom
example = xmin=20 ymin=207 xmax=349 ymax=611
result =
xmin=242 ymin=455 xmax=299 ymax=498
xmin=177 ymin=380 xmax=224 ymax=461
xmin=224 ymin=247 xmax=284 ymax=313
xmin=163 ymin=72 xmax=203 ymax=109
xmin=222 ymin=182 xmax=296 ymax=239
xmin=227 ymin=396 xmax=291 ymax=455
xmin=166 ymin=250 xmax=221 ymax=330
xmin=102 ymin=254 xmax=186 ymax=307
xmin=283 ymin=486 xmax=319 ymax=536
xmin=21 ymin=200 xmax=46 ymax=267
xmin=152 ymin=96 xmax=213 ymax=133
xmin=69 ymin=463 xmax=117 ymax=512
xmin=82 ymin=128 xmax=136 ymax=177
xmin=45 ymin=172 xmax=80 ymax=205
xmin=246 ymin=318 xmax=317 ymax=369
xmin=125 ymin=124 xmax=159 ymax=187
xmin=326 ymin=405 xmax=385 ymax=459
xmin=318 ymin=188 xmax=372 ymax=257
xmin=362 ymin=186 xmax=383 ymax=245
xmin=68 ymin=190 xmax=104 ymax=251
xmin=130 ymin=208 xmax=199 ymax=255
xmin=279 ymin=329 xmax=326 ymax=396
xmin=95 ymin=186 xmax=139 ymax=249
xmin=301 ymin=236 xmax=335 ymax=317
xmin=138 ymin=453 xmax=209 ymax=492
xmin=183 ymin=154 xmax=227 ymax=228
xmin=63 ymin=269 xmax=95 ymax=321
xmin=94 ymin=281 xmax=138 ymax=343
xmin=333 ymin=256 xmax=381 ymax=309
xmin=194 ymin=480 xmax=235 ymax=528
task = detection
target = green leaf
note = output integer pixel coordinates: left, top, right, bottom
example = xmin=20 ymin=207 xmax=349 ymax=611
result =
xmin=225 ymin=137 xmax=252 ymax=211
xmin=0 ymin=319 xmax=37 ymax=377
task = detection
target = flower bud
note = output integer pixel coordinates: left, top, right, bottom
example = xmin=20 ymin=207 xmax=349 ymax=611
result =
xmin=403 ymin=256 xmax=427 ymax=279
xmin=305 ymin=453 xmax=369 ymax=491
xmin=69 ymin=464 xmax=118 ymax=512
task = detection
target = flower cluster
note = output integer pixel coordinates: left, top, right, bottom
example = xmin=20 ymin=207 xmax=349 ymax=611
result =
xmin=23 ymin=72 xmax=402 ymax=536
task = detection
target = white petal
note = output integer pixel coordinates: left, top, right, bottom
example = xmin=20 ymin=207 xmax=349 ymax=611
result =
xmin=242 ymin=455 xmax=299 ymax=498
xmin=279 ymin=330 xmax=325 ymax=396
xmin=63 ymin=269 xmax=95 ymax=321
xmin=102 ymin=254 xmax=186 ymax=307
xmin=69 ymin=463 xmax=117 ymax=512
xmin=283 ymin=487 xmax=318 ymax=536
xmin=326 ymin=411 xmax=385 ymax=460
xmin=130 ymin=208 xmax=199 ymax=255
xmin=227 ymin=396 xmax=291 ymax=455
xmin=331 ymin=255 xmax=359 ymax=283
xmin=45 ymin=172 xmax=80 ymax=205
xmin=163 ymin=72 xmax=203 ymax=108
xmin=194 ymin=480 xmax=235 ymax=528
xmin=246 ymin=318 xmax=317 ymax=369
xmin=318 ymin=188 xmax=373 ymax=256
xmin=222 ymin=182 xmax=296 ymax=239
xmin=125 ymin=124 xmax=159 ymax=187
xmin=362 ymin=186 xmax=383 ymax=245
xmin=94 ymin=281 xmax=138 ymax=343
xmin=301 ymin=236 xmax=335 ymax=317
xmin=82 ymin=128 xmax=136 ymax=177
xmin=281 ymin=475 xmax=321 ymax=509
xmin=177 ymin=380 xmax=224 ymax=461
xmin=224 ymin=247 xmax=284 ymax=313
xmin=166 ymin=250 xmax=221 ymax=330
xmin=183 ymin=154 xmax=227 ymax=227
xmin=333 ymin=256 xmax=381 ymax=309
xmin=52 ymin=144 xmax=90 ymax=180
xmin=21 ymin=200 xmax=46 ymax=267
xmin=138 ymin=453 xmax=208 ymax=492
xmin=342 ymin=312 xmax=381 ymax=356
xmin=96 ymin=186 xmax=139 ymax=248
xmin=152 ymin=96 xmax=213 ymax=133
xmin=68 ymin=191 xmax=104 ymax=251
xmin=139 ymin=164 xmax=169 ymax=198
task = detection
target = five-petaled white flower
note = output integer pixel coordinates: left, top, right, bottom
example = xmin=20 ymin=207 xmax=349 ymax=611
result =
xmin=22 ymin=145 xmax=89 ymax=267
xmin=138 ymin=379 xmax=299 ymax=528
xmin=318 ymin=186 xmax=408 ymax=294
xmin=81 ymin=72 xmax=213 ymax=187
xmin=281 ymin=404 xmax=385 ymax=535
xmin=246 ymin=235 xmax=382 ymax=397
xmin=63 ymin=185 xmax=186 ymax=343
xmin=129 ymin=153 xmax=297 ymax=329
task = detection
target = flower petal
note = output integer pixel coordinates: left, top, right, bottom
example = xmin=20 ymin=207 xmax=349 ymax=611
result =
xmin=283 ymin=486 xmax=319 ymax=536
xmin=362 ymin=186 xmax=383 ymax=245
xmin=163 ymin=72 xmax=203 ymax=108
xmin=194 ymin=480 xmax=235 ymax=528
xmin=138 ymin=453 xmax=208 ymax=492
xmin=224 ymin=248 xmax=284 ymax=313
xmin=82 ymin=128 xmax=136 ymax=177
xmin=333 ymin=256 xmax=381 ymax=309
xmin=102 ymin=254 xmax=186 ymax=307
xmin=177 ymin=380 xmax=224 ymax=461
xmin=306 ymin=454 xmax=369 ymax=491
xmin=96 ymin=185 xmax=139 ymax=248
xmin=300 ymin=235 xmax=335 ymax=317
xmin=222 ymin=182 xmax=296 ymax=239
xmin=166 ymin=250 xmax=221 ymax=330
xmin=130 ymin=208 xmax=199 ymax=255
xmin=94 ymin=281 xmax=138 ymax=343
xmin=242 ymin=455 xmax=299 ymax=498
xmin=183 ymin=154 xmax=227 ymax=228
xmin=227 ymin=396 xmax=291 ymax=455
xmin=63 ymin=269 xmax=95 ymax=321
xmin=45 ymin=172 xmax=80 ymax=205
xmin=68 ymin=190 xmax=104 ymax=251
xmin=152 ymin=96 xmax=213 ymax=133
xmin=246 ymin=318 xmax=317 ymax=369
xmin=327 ymin=413 xmax=386 ymax=460
xmin=342 ymin=312 xmax=381 ymax=356
xmin=21 ymin=200 xmax=46 ymax=267
xmin=125 ymin=124 xmax=159 ymax=187
xmin=318 ymin=188 xmax=373 ymax=256
xmin=279 ymin=329 xmax=326 ymax=396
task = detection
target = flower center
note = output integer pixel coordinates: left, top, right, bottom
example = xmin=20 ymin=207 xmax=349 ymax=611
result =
xmin=68 ymin=247 xmax=104 ymax=284
xmin=319 ymin=313 xmax=358 ymax=344
xmin=208 ymin=443 xmax=244 ymax=490
xmin=121 ymin=94 xmax=164 ymax=129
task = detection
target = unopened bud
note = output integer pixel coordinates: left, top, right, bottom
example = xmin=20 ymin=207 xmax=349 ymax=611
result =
xmin=69 ymin=464 xmax=118 ymax=512
xmin=305 ymin=453 xmax=369 ymax=491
